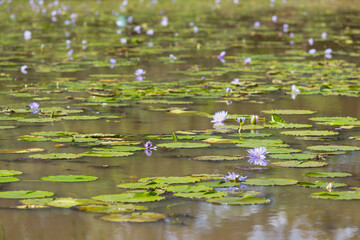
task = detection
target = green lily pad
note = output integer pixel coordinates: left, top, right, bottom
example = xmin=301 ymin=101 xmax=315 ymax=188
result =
xmin=207 ymin=196 xmax=270 ymax=205
xmin=197 ymin=181 xmax=240 ymax=188
xmin=0 ymin=177 xmax=20 ymax=183
xmin=174 ymin=191 xmax=227 ymax=199
xmin=235 ymin=139 xmax=288 ymax=148
xmin=269 ymin=153 xmax=315 ymax=160
xmin=41 ymin=175 xmax=98 ymax=182
xmin=191 ymin=174 xmax=224 ymax=180
xmin=167 ymin=185 xmax=213 ymax=193
xmin=272 ymin=161 xmax=328 ymax=168
xmin=229 ymin=133 xmax=271 ymax=138
xmin=0 ymin=170 xmax=23 ymax=176
xmin=297 ymin=181 xmax=347 ymax=188
xmin=47 ymin=198 xmax=99 ymax=208
xmin=140 ymin=176 xmax=200 ymax=184
xmin=29 ymin=153 xmax=81 ymax=160
xmin=80 ymin=151 xmax=134 ymax=157
xmin=0 ymin=148 xmax=45 ymax=154
xmin=280 ymin=130 xmax=338 ymax=136
xmin=17 ymin=118 xmax=59 ymax=123
xmin=157 ymin=142 xmax=210 ymax=148
xmin=93 ymin=146 xmax=144 ymax=152
xmin=307 ymin=145 xmax=360 ymax=152
xmin=0 ymin=190 xmax=54 ymax=199
xmin=31 ymin=131 xmax=78 ymax=137
xmin=192 ymin=155 xmax=244 ymax=161
xmin=264 ymin=123 xmax=312 ymax=129
xmin=244 ymin=178 xmax=298 ymax=186
xmin=61 ymin=116 xmax=101 ymax=120
xmin=100 ymin=212 xmax=166 ymax=223
xmin=0 ymin=126 xmax=16 ymax=130
xmin=267 ymin=148 xmax=302 ymax=154
xmin=92 ymin=191 xmax=165 ymax=203
xmin=75 ymin=204 xmax=148 ymax=213
xmin=20 ymin=198 xmax=54 ymax=206
xmin=311 ymin=191 xmax=360 ymax=200
xmin=304 ymin=172 xmax=352 ymax=178
xmin=17 ymin=137 xmax=52 ymax=142
xmin=262 ymin=109 xmax=316 ymax=114
xmin=117 ymin=181 xmax=168 ymax=189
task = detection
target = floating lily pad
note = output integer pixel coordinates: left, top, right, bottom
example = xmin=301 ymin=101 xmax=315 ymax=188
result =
xmin=100 ymin=212 xmax=166 ymax=223
xmin=297 ymin=181 xmax=347 ymax=188
xmin=311 ymin=191 xmax=360 ymax=200
xmin=41 ymin=175 xmax=98 ymax=182
xmin=80 ymin=151 xmax=133 ymax=157
xmin=304 ymin=172 xmax=352 ymax=178
xmin=0 ymin=177 xmax=20 ymax=183
xmin=93 ymin=146 xmax=144 ymax=152
xmin=75 ymin=204 xmax=148 ymax=213
xmin=267 ymin=148 xmax=302 ymax=154
xmin=157 ymin=142 xmax=210 ymax=148
xmin=47 ymin=198 xmax=99 ymax=208
xmin=192 ymin=155 xmax=244 ymax=161
xmin=0 ymin=148 xmax=45 ymax=154
xmin=20 ymin=198 xmax=54 ymax=206
xmin=269 ymin=153 xmax=315 ymax=160
xmin=117 ymin=181 xmax=168 ymax=189
xmin=167 ymin=185 xmax=213 ymax=193
xmin=264 ymin=123 xmax=312 ymax=129
xmin=61 ymin=116 xmax=101 ymax=120
xmin=0 ymin=190 xmax=54 ymax=199
xmin=174 ymin=191 xmax=227 ymax=199
xmin=235 ymin=139 xmax=288 ymax=148
xmin=191 ymin=174 xmax=224 ymax=180
xmin=229 ymin=133 xmax=271 ymax=138
xmin=0 ymin=170 xmax=23 ymax=176
xmin=197 ymin=181 xmax=240 ymax=188
xmin=29 ymin=153 xmax=81 ymax=160
xmin=92 ymin=191 xmax=165 ymax=203
xmin=140 ymin=176 xmax=200 ymax=184
xmin=262 ymin=109 xmax=316 ymax=114
xmin=244 ymin=178 xmax=298 ymax=186
xmin=207 ymin=195 xmax=270 ymax=205
xmin=17 ymin=118 xmax=59 ymax=123
xmin=17 ymin=137 xmax=52 ymax=142
xmin=272 ymin=161 xmax=328 ymax=168
xmin=307 ymin=145 xmax=360 ymax=152
xmin=31 ymin=131 xmax=78 ymax=137
xmin=0 ymin=126 xmax=16 ymax=130
xmin=280 ymin=130 xmax=338 ymax=136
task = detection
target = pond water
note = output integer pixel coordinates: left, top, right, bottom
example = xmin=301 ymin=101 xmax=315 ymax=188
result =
xmin=0 ymin=0 xmax=360 ymax=239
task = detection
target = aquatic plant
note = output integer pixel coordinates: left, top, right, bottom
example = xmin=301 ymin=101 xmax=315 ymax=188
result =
xmin=247 ymin=147 xmax=269 ymax=166
xmin=211 ymin=111 xmax=228 ymax=124
xmin=223 ymin=172 xmax=247 ymax=182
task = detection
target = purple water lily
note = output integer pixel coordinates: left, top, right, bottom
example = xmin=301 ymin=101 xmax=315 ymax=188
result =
xmin=217 ymin=51 xmax=226 ymax=63
xmin=135 ymin=68 xmax=145 ymax=81
xmin=223 ymin=172 xmax=247 ymax=182
xmin=211 ymin=111 xmax=228 ymax=124
xmin=244 ymin=57 xmax=251 ymax=64
xmin=236 ymin=117 xmax=246 ymax=124
xmin=24 ymin=30 xmax=31 ymax=40
xmin=21 ymin=65 xmax=28 ymax=74
xmin=250 ymin=115 xmax=258 ymax=125
xmin=29 ymin=102 xmax=39 ymax=114
xmin=247 ymin=147 xmax=269 ymax=166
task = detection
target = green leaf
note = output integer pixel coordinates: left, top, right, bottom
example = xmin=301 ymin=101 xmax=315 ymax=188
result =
xmin=307 ymin=145 xmax=360 ymax=152
xmin=167 ymin=185 xmax=213 ymax=193
xmin=41 ymin=175 xmax=98 ymax=182
xmin=140 ymin=176 xmax=200 ymax=184
xmin=0 ymin=170 xmax=23 ymax=176
xmin=244 ymin=178 xmax=298 ymax=186
xmin=207 ymin=196 xmax=270 ymax=205
xmin=92 ymin=191 xmax=165 ymax=203
xmin=192 ymin=155 xmax=244 ymax=161
xmin=173 ymin=191 xmax=227 ymax=199
xmin=272 ymin=161 xmax=328 ymax=168
xmin=304 ymin=172 xmax=352 ymax=178
xmin=80 ymin=151 xmax=133 ymax=157
xmin=297 ymin=181 xmax=346 ymax=188
xmin=271 ymin=114 xmax=285 ymax=123
xmin=29 ymin=153 xmax=81 ymax=160
xmin=116 ymin=181 xmax=168 ymax=189
xmin=311 ymin=191 xmax=360 ymax=200
xmin=0 ymin=190 xmax=54 ymax=199
xmin=47 ymin=198 xmax=100 ymax=208
xmin=100 ymin=212 xmax=166 ymax=223
xmin=262 ymin=109 xmax=316 ymax=114
xmin=197 ymin=181 xmax=240 ymax=188
xmin=269 ymin=153 xmax=315 ymax=160
xmin=157 ymin=142 xmax=211 ymax=148
xmin=0 ymin=177 xmax=20 ymax=183
xmin=75 ymin=204 xmax=148 ymax=213
xmin=280 ymin=130 xmax=338 ymax=136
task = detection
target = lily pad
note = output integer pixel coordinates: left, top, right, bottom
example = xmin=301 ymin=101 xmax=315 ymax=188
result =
xmin=0 ymin=177 xmax=20 ymax=183
xmin=191 ymin=174 xmax=224 ymax=180
xmin=207 ymin=195 xmax=270 ymax=205
xmin=80 ymin=151 xmax=134 ymax=157
xmin=197 ymin=181 xmax=240 ymax=188
xmin=272 ymin=161 xmax=328 ymax=168
xmin=0 ymin=190 xmax=54 ymax=199
xmin=47 ymin=198 xmax=99 ymax=208
xmin=192 ymin=155 xmax=244 ymax=161
xmin=269 ymin=153 xmax=315 ymax=160
xmin=267 ymin=148 xmax=302 ymax=154
xmin=174 ymin=191 xmax=227 ymax=199
xmin=264 ymin=123 xmax=312 ymax=129
xmin=157 ymin=142 xmax=210 ymax=148
xmin=0 ymin=148 xmax=45 ymax=154
xmin=311 ymin=191 xmax=360 ymax=200
xmin=244 ymin=178 xmax=298 ymax=186
xmin=75 ymin=204 xmax=148 ymax=213
xmin=280 ymin=130 xmax=338 ymax=136
xmin=93 ymin=146 xmax=144 ymax=152
xmin=167 ymin=185 xmax=213 ymax=193
xmin=29 ymin=153 xmax=81 ymax=160
xmin=116 ymin=181 xmax=168 ymax=189
xmin=92 ymin=191 xmax=165 ymax=203
xmin=304 ymin=172 xmax=352 ymax=178
xmin=307 ymin=145 xmax=360 ymax=152
xmin=297 ymin=181 xmax=347 ymax=188
xmin=41 ymin=175 xmax=98 ymax=182
xmin=140 ymin=176 xmax=200 ymax=184
xmin=32 ymin=131 xmax=78 ymax=137
xmin=100 ymin=212 xmax=166 ymax=223
xmin=0 ymin=170 xmax=23 ymax=176
xmin=262 ymin=109 xmax=316 ymax=114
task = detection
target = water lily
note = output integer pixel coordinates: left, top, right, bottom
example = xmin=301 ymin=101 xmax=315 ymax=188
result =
xmin=169 ymin=54 xmax=176 ymax=61
xmin=135 ymin=68 xmax=145 ymax=81
xmin=272 ymin=15 xmax=277 ymax=22
xmin=236 ymin=117 xmax=246 ymax=124
xmin=291 ymin=85 xmax=300 ymax=94
xmin=193 ymin=26 xmax=199 ymax=33
xmin=29 ymin=102 xmax=39 ymax=114
xmin=321 ymin=32 xmax=327 ymax=40
xmin=244 ymin=57 xmax=251 ymax=64
xmin=232 ymin=78 xmax=240 ymax=83
xmin=250 ymin=115 xmax=258 ymax=125
xmin=283 ymin=23 xmax=289 ymax=33
xmin=134 ymin=25 xmax=141 ymax=34
xmin=146 ymin=29 xmax=154 ymax=35
xmin=247 ymin=147 xmax=269 ymax=166
xmin=211 ymin=111 xmax=228 ymax=124
xmin=223 ymin=172 xmax=247 ymax=182
xmin=217 ymin=51 xmax=226 ymax=63
xmin=109 ymin=58 xmax=116 ymax=68
xmin=308 ymin=38 xmax=314 ymax=46
xmin=308 ymin=49 xmax=316 ymax=54
xmin=20 ymin=65 xmax=28 ymax=74
xmin=254 ymin=21 xmax=260 ymax=28
xmin=161 ymin=17 xmax=168 ymax=26
xmin=144 ymin=140 xmax=153 ymax=149
xmin=226 ymin=87 xmax=231 ymax=94
xmin=24 ymin=30 xmax=31 ymax=40
xmin=120 ymin=38 xmax=127 ymax=44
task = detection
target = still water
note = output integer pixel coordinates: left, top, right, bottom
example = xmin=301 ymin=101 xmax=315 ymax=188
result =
xmin=0 ymin=0 xmax=360 ymax=239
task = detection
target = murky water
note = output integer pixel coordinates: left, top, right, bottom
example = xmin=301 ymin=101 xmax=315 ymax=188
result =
xmin=0 ymin=0 xmax=360 ymax=239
